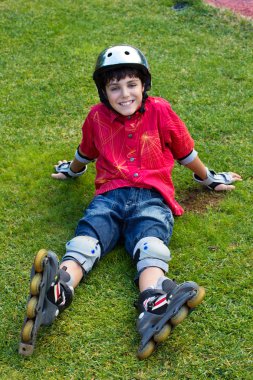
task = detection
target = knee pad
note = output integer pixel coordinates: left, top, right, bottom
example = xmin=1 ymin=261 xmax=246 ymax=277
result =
xmin=63 ymin=236 xmax=101 ymax=274
xmin=133 ymin=237 xmax=171 ymax=274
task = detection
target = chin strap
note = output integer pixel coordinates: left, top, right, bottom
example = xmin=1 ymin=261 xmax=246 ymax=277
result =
xmin=139 ymin=92 xmax=148 ymax=113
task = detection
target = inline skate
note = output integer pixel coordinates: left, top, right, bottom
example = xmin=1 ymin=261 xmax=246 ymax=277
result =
xmin=136 ymin=278 xmax=205 ymax=359
xmin=19 ymin=249 xmax=73 ymax=356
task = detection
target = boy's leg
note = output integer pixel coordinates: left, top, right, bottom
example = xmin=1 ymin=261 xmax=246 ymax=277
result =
xmin=136 ymin=268 xmax=205 ymax=359
xmin=59 ymin=191 xmax=124 ymax=285
xmin=136 ymin=259 xmax=205 ymax=360
xmin=59 ymin=260 xmax=83 ymax=288
xmin=19 ymin=237 xmax=101 ymax=356
xmin=139 ymin=266 xmax=164 ymax=292
xmin=20 ymin=193 xmax=122 ymax=355
xmin=136 ymin=262 xmax=205 ymax=361
xmin=61 ymin=235 xmax=102 ymax=286
xmin=123 ymin=189 xmax=205 ymax=359
xmin=56 ymin=190 xmax=124 ymax=292
xmin=125 ymin=191 xmax=174 ymax=291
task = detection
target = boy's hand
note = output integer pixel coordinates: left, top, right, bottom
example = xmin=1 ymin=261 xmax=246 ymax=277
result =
xmin=194 ymin=168 xmax=242 ymax=191
xmin=51 ymin=160 xmax=70 ymax=180
xmin=214 ymin=172 xmax=242 ymax=191
xmin=51 ymin=160 xmax=87 ymax=180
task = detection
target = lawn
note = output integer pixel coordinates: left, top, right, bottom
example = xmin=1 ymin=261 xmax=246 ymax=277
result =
xmin=0 ymin=0 xmax=252 ymax=379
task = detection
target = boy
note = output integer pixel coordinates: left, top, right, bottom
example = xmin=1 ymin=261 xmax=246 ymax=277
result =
xmin=19 ymin=45 xmax=241 ymax=359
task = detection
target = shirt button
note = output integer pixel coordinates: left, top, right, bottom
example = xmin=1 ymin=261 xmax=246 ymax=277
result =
xmin=130 ymin=157 xmax=135 ymax=162
xmin=128 ymin=134 xmax=133 ymax=138
xmin=133 ymin=173 xmax=139 ymax=177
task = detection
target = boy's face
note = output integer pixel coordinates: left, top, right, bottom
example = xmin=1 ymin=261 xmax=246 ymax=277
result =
xmin=105 ymin=76 xmax=144 ymax=116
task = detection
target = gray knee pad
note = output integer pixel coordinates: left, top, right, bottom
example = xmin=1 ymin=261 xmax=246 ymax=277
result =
xmin=133 ymin=237 xmax=171 ymax=274
xmin=63 ymin=236 xmax=101 ymax=274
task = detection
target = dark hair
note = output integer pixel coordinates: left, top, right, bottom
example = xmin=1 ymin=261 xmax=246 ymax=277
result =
xmin=97 ymin=67 xmax=146 ymax=90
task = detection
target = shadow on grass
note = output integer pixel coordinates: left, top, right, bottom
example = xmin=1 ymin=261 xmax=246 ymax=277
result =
xmin=179 ymin=187 xmax=225 ymax=213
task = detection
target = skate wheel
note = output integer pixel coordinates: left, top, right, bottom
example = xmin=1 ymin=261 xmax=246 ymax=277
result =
xmin=187 ymin=286 xmax=205 ymax=309
xmin=34 ymin=249 xmax=48 ymax=272
xmin=137 ymin=340 xmax=155 ymax=360
xmin=22 ymin=320 xmax=34 ymax=342
xmin=170 ymin=305 xmax=188 ymax=326
xmin=153 ymin=323 xmax=172 ymax=343
xmin=27 ymin=296 xmax=38 ymax=319
xmin=30 ymin=273 xmax=43 ymax=295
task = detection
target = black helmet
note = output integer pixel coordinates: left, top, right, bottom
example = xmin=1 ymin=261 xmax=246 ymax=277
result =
xmin=93 ymin=45 xmax=151 ymax=106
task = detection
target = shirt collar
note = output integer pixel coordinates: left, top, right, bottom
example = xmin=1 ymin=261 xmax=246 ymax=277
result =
xmin=108 ymin=108 xmax=121 ymax=122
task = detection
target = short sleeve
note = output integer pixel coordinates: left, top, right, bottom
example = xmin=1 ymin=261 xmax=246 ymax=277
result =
xmin=161 ymin=102 xmax=195 ymax=160
xmin=79 ymin=110 xmax=99 ymax=159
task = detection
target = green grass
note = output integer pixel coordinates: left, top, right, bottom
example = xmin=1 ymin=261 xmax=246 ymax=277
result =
xmin=1 ymin=0 xmax=252 ymax=379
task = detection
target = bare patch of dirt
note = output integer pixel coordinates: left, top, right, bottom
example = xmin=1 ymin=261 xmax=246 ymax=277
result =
xmin=178 ymin=187 xmax=225 ymax=213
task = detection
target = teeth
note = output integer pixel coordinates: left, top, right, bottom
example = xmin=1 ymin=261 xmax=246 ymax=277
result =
xmin=120 ymin=101 xmax=133 ymax=106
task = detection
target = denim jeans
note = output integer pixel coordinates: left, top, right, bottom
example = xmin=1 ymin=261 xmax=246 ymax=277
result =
xmin=73 ymin=187 xmax=174 ymax=274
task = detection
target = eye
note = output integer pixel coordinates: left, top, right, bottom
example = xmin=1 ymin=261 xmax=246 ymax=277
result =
xmin=125 ymin=51 xmax=130 ymax=55
xmin=107 ymin=52 xmax=112 ymax=57
xmin=128 ymin=82 xmax=137 ymax=88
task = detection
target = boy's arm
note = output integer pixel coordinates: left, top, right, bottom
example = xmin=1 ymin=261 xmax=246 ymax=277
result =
xmin=183 ymin=156 xmax=242 ymax=191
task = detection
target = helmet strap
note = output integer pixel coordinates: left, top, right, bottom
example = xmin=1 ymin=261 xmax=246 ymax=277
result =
xmin=139 ymin=92 xmax=148 ymax=113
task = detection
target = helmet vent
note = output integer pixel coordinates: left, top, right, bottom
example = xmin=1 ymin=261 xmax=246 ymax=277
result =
xmin=107 ymin=52 xmax=112 ymax=57
xmin=125 ymin=51 xmax=130 ymax=55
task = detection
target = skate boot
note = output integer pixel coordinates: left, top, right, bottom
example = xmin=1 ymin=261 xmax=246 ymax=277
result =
xmin=19 ymin=249 xmax=73 ymax=356
xmin=136 ymin=278 xmax=205 ymax=360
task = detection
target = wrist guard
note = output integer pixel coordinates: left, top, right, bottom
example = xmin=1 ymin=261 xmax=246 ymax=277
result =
xmin=193 ymin=167 xmax=234 ymax=190
xmin=55 ymin=161 xmax=87 ymax=178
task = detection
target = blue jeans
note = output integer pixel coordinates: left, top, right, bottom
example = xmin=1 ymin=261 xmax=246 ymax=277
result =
xmin=74 ymin=187 xmax=174 ymax=274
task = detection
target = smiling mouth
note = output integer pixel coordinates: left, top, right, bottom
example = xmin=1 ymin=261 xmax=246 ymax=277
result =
xmin=119 ymin=100 xmax=134 ymax=106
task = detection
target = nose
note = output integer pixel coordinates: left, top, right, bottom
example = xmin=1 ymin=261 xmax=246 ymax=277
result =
xmin=121 ymin=85 xmax=130 ymax=98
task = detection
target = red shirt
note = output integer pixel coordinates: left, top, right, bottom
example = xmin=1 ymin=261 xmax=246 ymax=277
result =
xmin=79 ymin=97 xmax=194 ymax=215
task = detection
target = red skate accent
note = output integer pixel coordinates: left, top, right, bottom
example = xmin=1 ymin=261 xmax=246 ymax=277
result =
xmin=54 ymin=283 xmax=61 ymax=302
xmin=153 ymin=295 xmax=167 ymax=310
xmin=204 ymin=0 xmax=253 ymax=18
